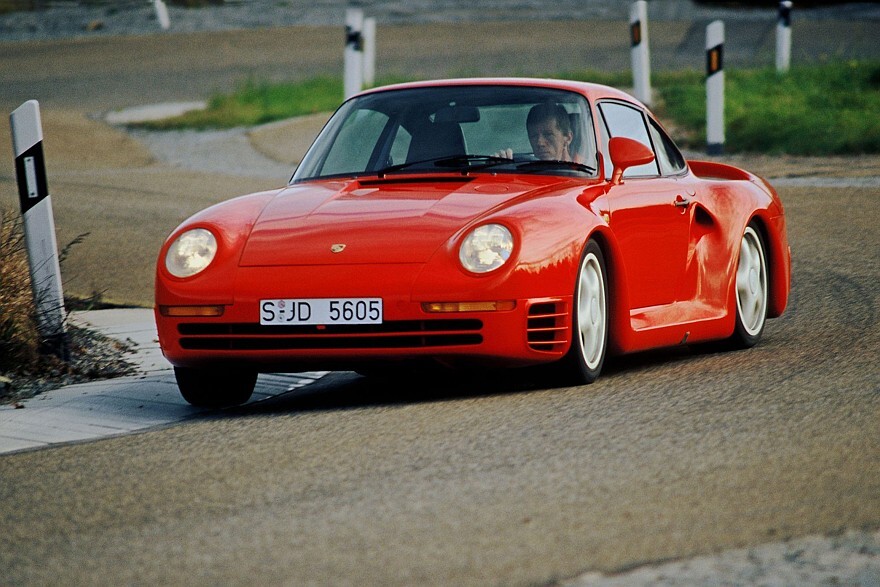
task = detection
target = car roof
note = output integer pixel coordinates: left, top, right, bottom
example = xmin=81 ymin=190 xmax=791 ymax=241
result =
xmin=353 ymin=77 xmax=646 ymax=109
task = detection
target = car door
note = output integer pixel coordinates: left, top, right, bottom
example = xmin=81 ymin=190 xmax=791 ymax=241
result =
xmin=598 ymin=101 xmax=689 ymax=309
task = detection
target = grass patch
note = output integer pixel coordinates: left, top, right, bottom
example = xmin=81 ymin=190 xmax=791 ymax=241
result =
xmin=140 ymin=77 xmax=344 ymax=130
xmin=138 ymin=61 xmax=880 ymax=155
xmin=655 ymin=61 xmax=880 ymax=154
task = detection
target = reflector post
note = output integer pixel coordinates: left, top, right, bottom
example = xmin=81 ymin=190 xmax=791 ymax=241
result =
xmin=10 ymin=99 xmax=68 ymax=358
xmin=344 ymin=8 xmax=364 ymax=99
xmin=776 ymin=0 xmax=792 ymax=73
xmin=629 ymin=1 xmax=652 ymax=106
xmin=362 ymin=17 xmax=376 ymax=87
xmin=706 ymin=20 xmax=725 ymax=155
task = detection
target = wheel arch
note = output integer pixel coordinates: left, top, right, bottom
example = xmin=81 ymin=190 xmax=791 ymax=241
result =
xmin=584 ymin=226 xmax=634 ymax=356
xmin=745 ymin=210 xmax=790 ymax=319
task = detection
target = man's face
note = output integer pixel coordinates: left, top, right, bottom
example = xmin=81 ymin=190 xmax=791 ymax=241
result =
xmin=528 ymin=117 xmax=572 ymax=160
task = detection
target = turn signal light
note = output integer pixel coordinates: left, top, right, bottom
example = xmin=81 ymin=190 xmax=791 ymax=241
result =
xmin=159 ymin=305 xmax=225 ymax=317
xmin=422 ymin=301 xmax=516 ymax=313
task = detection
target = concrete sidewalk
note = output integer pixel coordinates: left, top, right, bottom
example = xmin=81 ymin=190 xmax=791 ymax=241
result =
xmin=0 ymin=309 xmax=326 ymax=455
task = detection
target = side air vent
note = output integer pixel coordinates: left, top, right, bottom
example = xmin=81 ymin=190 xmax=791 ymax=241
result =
xmin=526 ymin=301 xmax=569 ymax=352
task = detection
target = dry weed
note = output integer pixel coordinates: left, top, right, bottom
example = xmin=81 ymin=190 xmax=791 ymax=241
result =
xmin=0 ymin=207 xmax=137 ymax=404
xmin=0 ymin=207 xmax=39 ymax=372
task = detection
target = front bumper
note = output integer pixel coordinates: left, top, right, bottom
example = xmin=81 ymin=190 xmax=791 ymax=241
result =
xmin=157 ymin=262 xmax=574 ymax=371
xmin=156 ymin=296 xmax=572 ymax=371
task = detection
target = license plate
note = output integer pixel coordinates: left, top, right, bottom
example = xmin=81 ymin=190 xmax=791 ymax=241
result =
xmin=259 ymin=298 xmax=382 ymax=326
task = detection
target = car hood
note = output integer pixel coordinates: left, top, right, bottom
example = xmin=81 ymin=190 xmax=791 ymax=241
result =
xmin=238 ymin=175 xmax=580 ymax=266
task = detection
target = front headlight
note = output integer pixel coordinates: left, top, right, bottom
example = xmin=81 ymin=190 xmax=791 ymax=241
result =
xmin=459 ymin=224 xmax=514 ymax=273
xmin=165 ymin=228 xmax=218 ymax=278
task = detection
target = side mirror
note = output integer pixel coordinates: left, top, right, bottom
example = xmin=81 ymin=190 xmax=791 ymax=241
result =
xmin=609 ymin=137 xmax=655 ymax=185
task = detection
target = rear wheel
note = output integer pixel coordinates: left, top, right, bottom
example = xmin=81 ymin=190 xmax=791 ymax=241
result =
xmin=174 ymin=366 xmax=257 ymax=408
xmin=730 ymin=223 xmax=768 ymax=348
xmin=562 ymin=240 xmax=609 ymax=384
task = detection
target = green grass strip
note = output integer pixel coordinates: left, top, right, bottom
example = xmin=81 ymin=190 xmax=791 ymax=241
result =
xmin=138 ymin=61 xmax=880 ymax=155
xmin=140 ymin=76 xmax=344 ymax=130
xmin=656 ymin=61 xmax=880 ymax=155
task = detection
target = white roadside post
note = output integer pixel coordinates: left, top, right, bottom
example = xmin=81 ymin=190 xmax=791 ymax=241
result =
xmin=776 ymin=0 xmax=792 ymax=73
xmin=9 ymin=100 xmax=68 ymax=357
xmin=344 ymin=8 xmax=364 ymax=99
xmin=706 ymin=20 xmax=725 ymax=155
xmin=363 ymin=16 xmax=377 ymax=88
xmin=153 ymin=0 xmax=170 ymax=31
xmin=629 ymin=0 xmax=652 ymax=106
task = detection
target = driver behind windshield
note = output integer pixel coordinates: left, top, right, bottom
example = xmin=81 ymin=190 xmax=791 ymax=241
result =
xmin=495 ymin=102 xmax=574 ymax=162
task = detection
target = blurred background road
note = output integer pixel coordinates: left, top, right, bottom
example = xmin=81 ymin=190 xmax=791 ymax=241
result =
xmin=2 ymin=1 xmax=880 ymax=112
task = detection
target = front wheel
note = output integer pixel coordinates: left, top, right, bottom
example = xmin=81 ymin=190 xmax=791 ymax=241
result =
xmin=174 ymin=366 xmax=257 ymax=408
xmin=730 ymin=223 xmax=769 ymax=348
xmin=561 ymin=240 xmax=609 ymax=384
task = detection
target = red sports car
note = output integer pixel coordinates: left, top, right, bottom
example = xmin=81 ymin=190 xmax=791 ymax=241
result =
xmin=155 ymin=78 xmax=791 ymax=407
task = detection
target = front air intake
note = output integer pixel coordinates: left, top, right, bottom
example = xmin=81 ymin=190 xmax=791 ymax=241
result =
xmin=177 ymin=319 xmax=483 ymax=351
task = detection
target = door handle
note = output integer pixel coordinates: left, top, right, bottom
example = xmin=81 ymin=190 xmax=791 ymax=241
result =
xmin=674 ymin=195 xmax=691 ymax=208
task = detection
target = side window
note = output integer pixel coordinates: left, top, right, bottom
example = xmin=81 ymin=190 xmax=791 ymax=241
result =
xmin=598 ymin=102 xmax=659 ymax=178
xmin=648 ymin=118 xmax=687 ymax=176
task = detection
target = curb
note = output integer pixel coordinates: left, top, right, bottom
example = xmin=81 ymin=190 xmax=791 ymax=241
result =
xmin=0 ymin=308 xmax=325 ymax=455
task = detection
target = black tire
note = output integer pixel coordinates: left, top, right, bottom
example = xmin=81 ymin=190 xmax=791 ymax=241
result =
xmin=561 ymin=239 xmax=609 ymax=384
xmin=174 ymin=366 xmax=257 ymax=408
xmin=729 ymin=223 xmax=769 ymax=348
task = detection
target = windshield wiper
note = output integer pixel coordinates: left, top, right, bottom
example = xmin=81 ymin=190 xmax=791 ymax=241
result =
xmin=515 ymin=160 xmax=596 ymax=174
xmin=376 ymin=155 xmax=513 ymax=178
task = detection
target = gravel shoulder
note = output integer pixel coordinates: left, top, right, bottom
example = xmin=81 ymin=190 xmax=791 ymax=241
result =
xmin=565 ymin=528 xmax=880 ymax=586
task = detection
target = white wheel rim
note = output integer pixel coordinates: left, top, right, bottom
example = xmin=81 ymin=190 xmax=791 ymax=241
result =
xmin=577 ymin=252 xmax=606 ymax=370
xmin=735 ymin=226 xmax=768 ymax=336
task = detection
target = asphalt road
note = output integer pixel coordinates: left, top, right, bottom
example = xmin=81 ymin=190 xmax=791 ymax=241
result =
xmin=0 ymin=18 xmax=878 ymax=586
xmin=0 ymin=183 xmax=878 ymax=585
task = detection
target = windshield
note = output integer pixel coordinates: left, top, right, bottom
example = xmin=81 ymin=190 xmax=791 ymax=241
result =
xmin=292 ymin=85 xmax=597 ymax=182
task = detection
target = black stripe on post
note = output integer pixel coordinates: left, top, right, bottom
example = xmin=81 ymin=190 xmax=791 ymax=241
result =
xmin=630 ymin=21 xmax=642 ymax=47
xmin=345 ymin=26 xmax=363 ymax=51
xmin=706 ymin=44 xmax=724 ymax=77
xmin=14 ymin=141 xmax=49 ymax=215
xmin=779 ymin=1 xmax=792 ymax=27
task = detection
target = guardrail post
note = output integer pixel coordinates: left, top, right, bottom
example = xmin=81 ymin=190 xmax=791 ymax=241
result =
xmin=9 ymin=100 xmax=68 ymax=358
xmin=153 ymin=0 xmax=170 ymax=31
xmin=776 ymin=0 xmax=792 ymax=73
xmin=629 ymin=0 xmax=652 ymax=106
xmin=362 ymin=16 xmax=376 ymax=88
xmin=344 ymin=8 xmax=364 ymax=99
xmin=706 ymin=20 xmax=725 ymax=155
